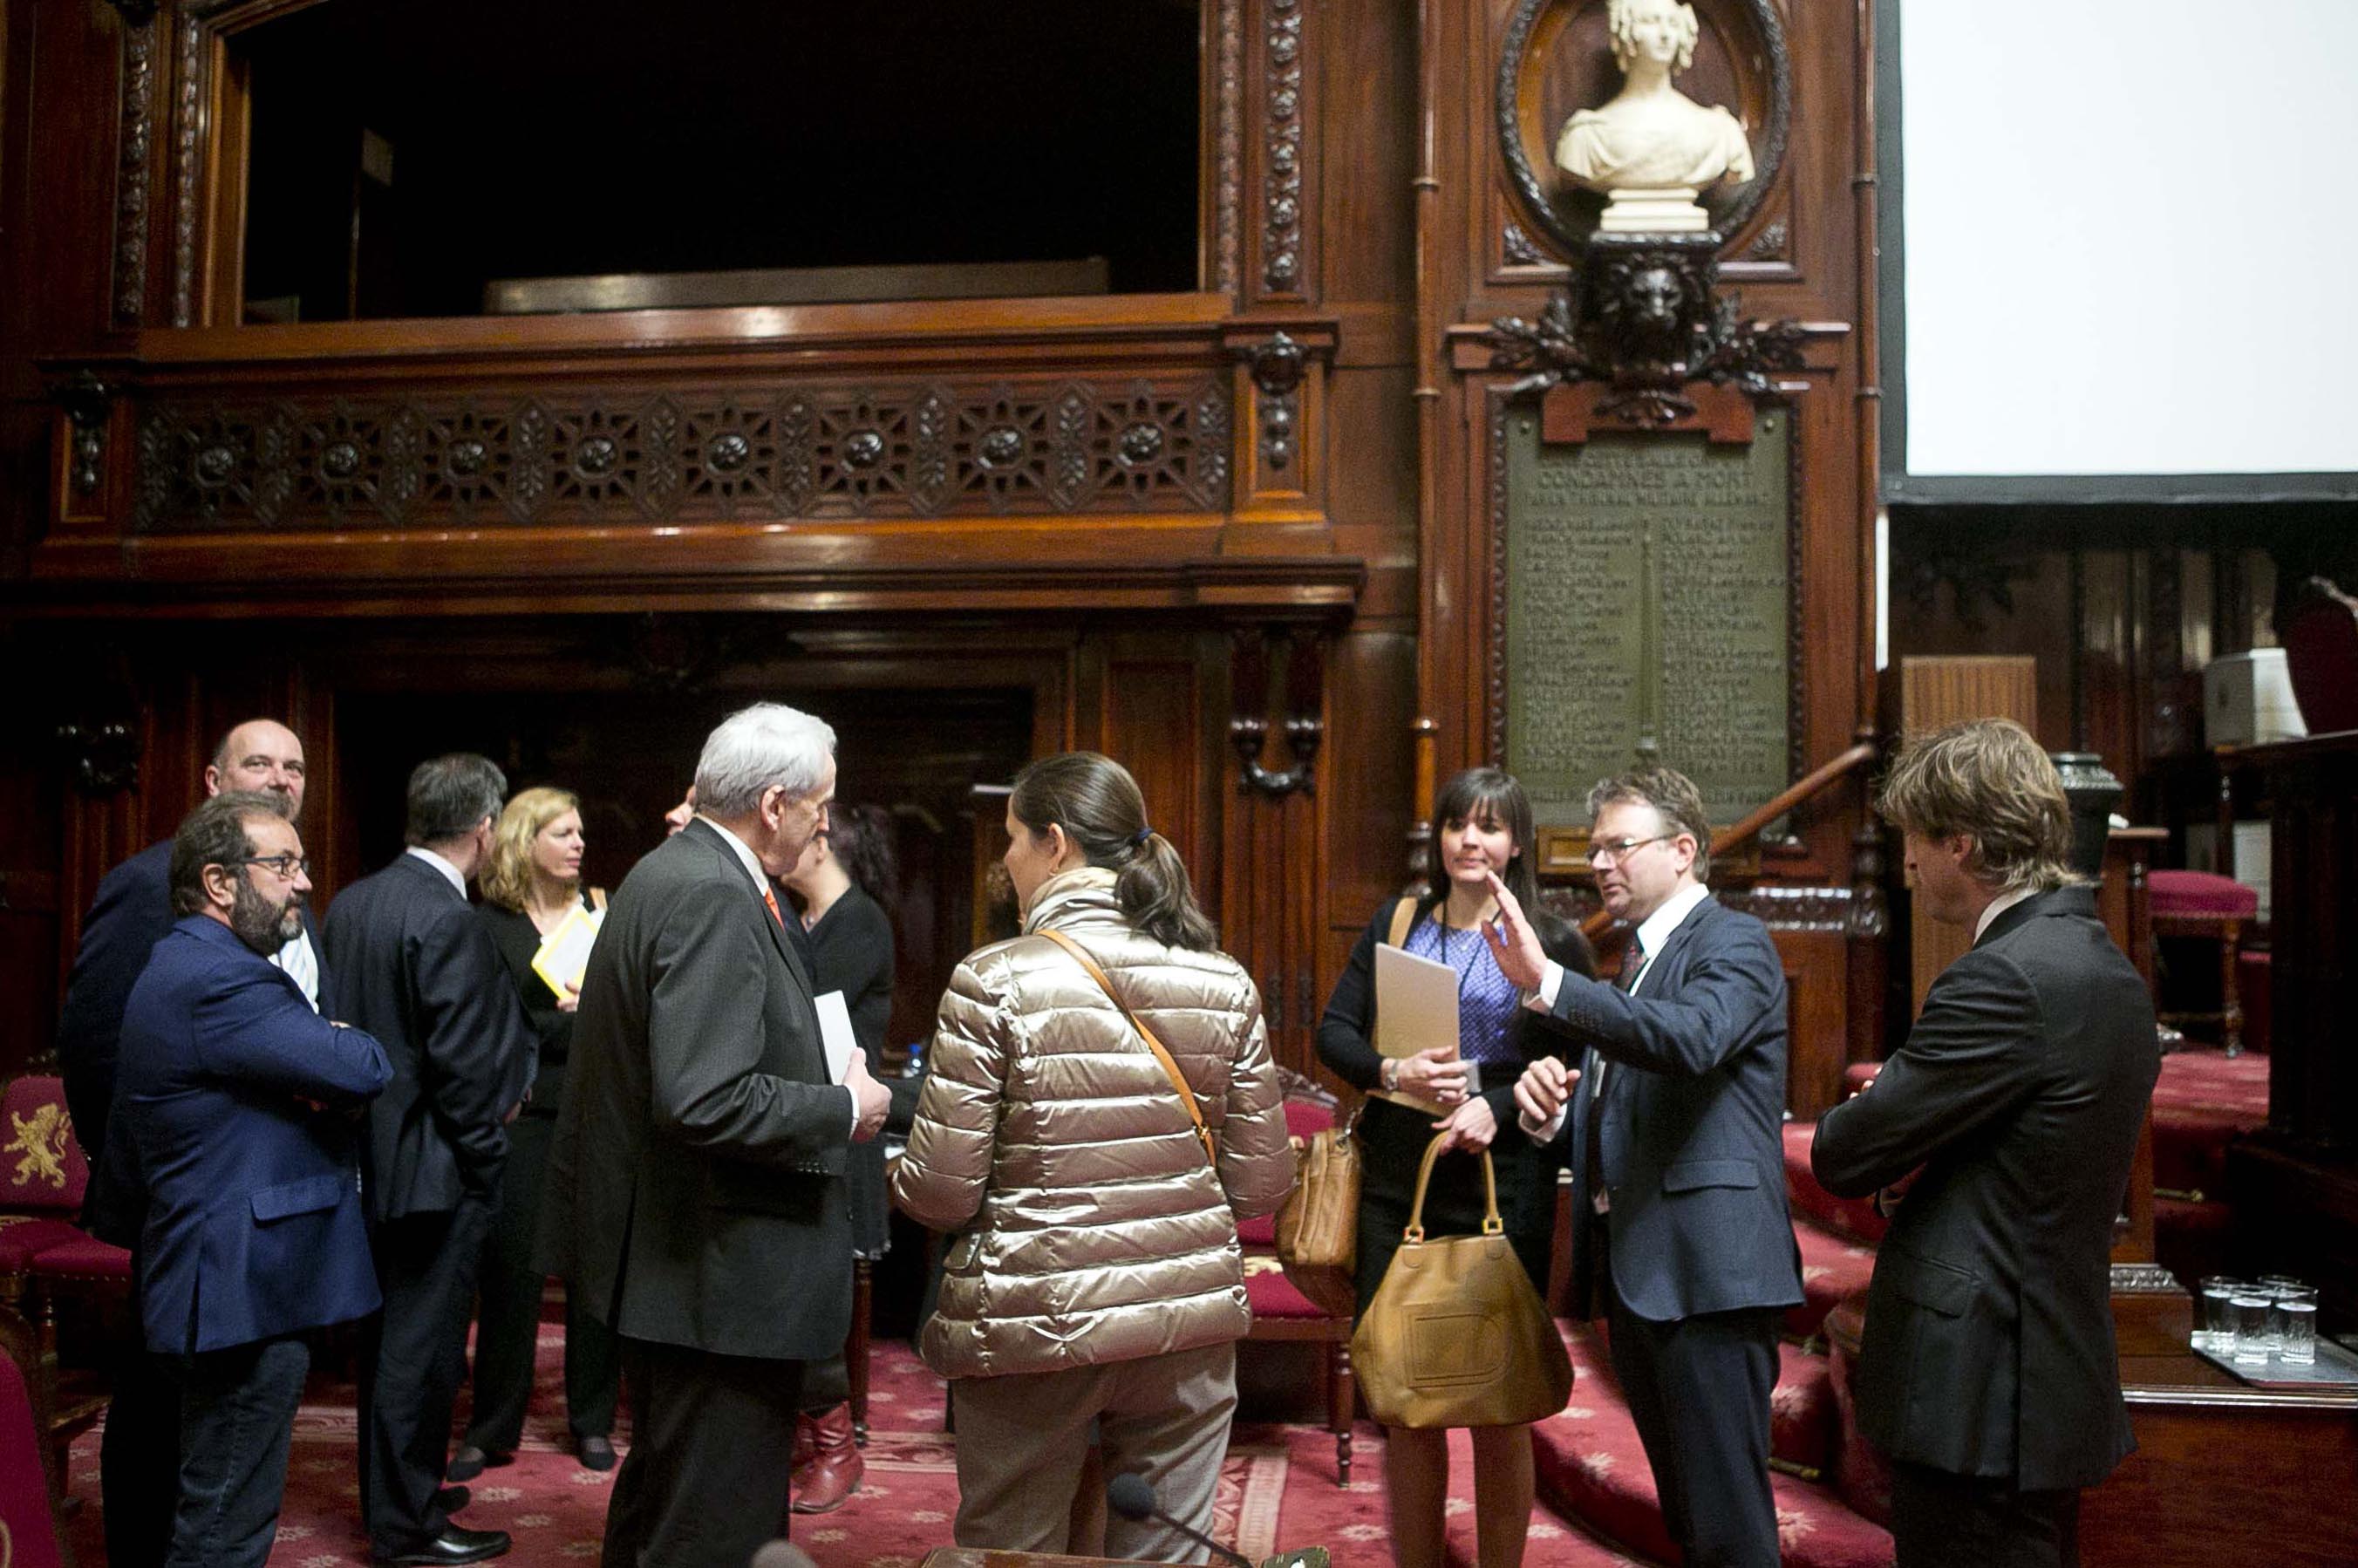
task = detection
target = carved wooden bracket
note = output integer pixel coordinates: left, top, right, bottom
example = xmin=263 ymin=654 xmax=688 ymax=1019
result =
xmin=1237 ymin=331 xmax=1308 ymax=471
xmin=57 ymin=719 xmax=141 ymax=797
xmin=51 ymin=371 xmax=118 ymax=498
xmin=1480 ymin=234 xmax=1809 ymax=428
xmin=1230 ymin=626 xmax=1324 ymax=797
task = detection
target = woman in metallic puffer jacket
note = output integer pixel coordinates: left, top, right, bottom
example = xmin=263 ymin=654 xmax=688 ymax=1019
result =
xmin=892 ymin=751 xmax=1297 ymax=1564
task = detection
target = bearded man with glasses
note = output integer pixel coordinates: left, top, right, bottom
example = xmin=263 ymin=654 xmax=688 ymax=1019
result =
xmin=1483 ymin=766 xmax=1803 ymax=1568
xmin=113 ymin=791 xmax=392 ymax=1568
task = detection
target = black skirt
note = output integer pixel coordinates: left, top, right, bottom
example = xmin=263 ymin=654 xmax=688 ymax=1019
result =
xmin=1350 ymin=1092 xmax=1556 ymax=1320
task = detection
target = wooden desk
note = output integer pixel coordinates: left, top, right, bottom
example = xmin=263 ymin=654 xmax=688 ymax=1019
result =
xmin=2081 ymin=1349 xmax=2358 ymax=1567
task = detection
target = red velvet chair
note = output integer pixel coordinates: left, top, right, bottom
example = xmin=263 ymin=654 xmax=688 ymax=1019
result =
xmin=1239 ymin=1074 xmax=1354 ymax=1486
xmin=0 ymin=1333 xmax=67 ymax=1568
xmin=2148 ymin=869 xmax=2260 ymax=1056
xmin=1 ymin=1074 xmax=126 ymax=1493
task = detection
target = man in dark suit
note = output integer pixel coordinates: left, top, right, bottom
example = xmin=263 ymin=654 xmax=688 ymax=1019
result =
xmin=1813 ymin=719 xmax=2159 ymax=1567
xmin=56 ymin=716 xmax=319 ymax=1568
xmin=324 ymin=753 xmax=536 ymax=1567
xmin=1486 ymin=767 xmax=1803 ymax=1568
xmin=545 ymin=702 xmax=889 ymax=1567
xmin=114 ymin=791 xmax=391 ymax=1567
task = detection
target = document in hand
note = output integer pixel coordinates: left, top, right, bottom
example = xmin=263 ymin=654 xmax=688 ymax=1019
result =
xmin=1372 ymin=942 xmax=1462 ymax=1115
xmin=814 ymin=990 xmax=857 ymax=1084
xmin=528 ymin=903 xmax=604 ymax=999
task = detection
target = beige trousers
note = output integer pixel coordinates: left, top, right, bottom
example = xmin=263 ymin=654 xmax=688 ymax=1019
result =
xmin=949 ymin=1340 xmax=1239 ymax=1565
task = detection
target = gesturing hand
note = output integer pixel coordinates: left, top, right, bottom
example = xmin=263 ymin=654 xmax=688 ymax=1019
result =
xmin=1479 ymin=870 xmax=1548 ymax=992
xmin=1512 ymin=1055 xmax=1579 ymax=1135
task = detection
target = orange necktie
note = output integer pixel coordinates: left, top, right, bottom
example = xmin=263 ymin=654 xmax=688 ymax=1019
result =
xmin=761 ymin=884 xmax=785 ymax=927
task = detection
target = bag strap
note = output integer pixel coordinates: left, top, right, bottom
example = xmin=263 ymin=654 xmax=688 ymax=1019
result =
xmin=588 ymin=887 xmax=608 ymax=913
xmin=1036 ymin=928 xmax=1218 ymax=1170
xmin=1403 ymin=1132 xmax=1502 ymax=1244
xmin=1385 ymin=895 xmax=1417 ymax=948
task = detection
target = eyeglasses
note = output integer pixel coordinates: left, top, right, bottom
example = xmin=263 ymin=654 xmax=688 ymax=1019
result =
xmin=1584 ymin=834 xmax=1672 ymax=867
xmin=236 ymin=854 xmax=312 ymax=879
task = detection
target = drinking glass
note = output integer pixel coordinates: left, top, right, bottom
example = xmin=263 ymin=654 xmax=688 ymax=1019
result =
xmin=2230 ymin=1294 xmax=2274 ymax=1365
xmin=2273 ymin=1286 xmax=2320 ymax=1366
xmin=2198 ymin=1277 xmax=2245 ymax=1353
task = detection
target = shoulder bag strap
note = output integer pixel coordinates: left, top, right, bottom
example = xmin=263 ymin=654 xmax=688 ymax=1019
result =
xmin=1035 ymin=928 xmax=1218 ymax=1169
xmin=588 ymin=887 xmax=608 ymax=913
xmin=1386 ymin=895 xmax=1417 ymax=948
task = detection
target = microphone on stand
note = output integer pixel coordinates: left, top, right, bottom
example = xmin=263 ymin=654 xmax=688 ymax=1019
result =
xmin=1107 ymin=1470 xmax=1256 ymax=1568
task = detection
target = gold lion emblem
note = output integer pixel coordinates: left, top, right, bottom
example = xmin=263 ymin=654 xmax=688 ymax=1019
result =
xmin=4 ymin=1103 xmax=73 ymax=1191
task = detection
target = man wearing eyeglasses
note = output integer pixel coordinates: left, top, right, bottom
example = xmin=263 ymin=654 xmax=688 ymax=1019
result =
xmin=56 ymin=717 xmax=321 ymax=1568
xmin=113 ymin=790 xmax=392 ymax=1567
xmin=325 ymin=753 xmax=537 ymax=1567
xmin=1484 ymin=767 xmax=1803 ymax=1568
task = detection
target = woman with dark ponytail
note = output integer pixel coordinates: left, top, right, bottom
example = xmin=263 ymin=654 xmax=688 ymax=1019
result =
xmin=892 ymin=752 xmax=1297 ymax=1564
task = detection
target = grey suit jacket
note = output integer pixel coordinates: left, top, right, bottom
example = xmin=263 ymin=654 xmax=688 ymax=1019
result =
xmin=1812 ymin=884 xmax=2158 ymax=1490
xmin=542 ymin=818 xmax=855 ymax=1362
xmin=1543 ymin=892 xmax=1805 ymax=1322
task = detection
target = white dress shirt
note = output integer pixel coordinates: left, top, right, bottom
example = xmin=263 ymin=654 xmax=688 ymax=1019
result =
xmin=1973 ymin=885 xmax=2036 ymax=942
xmin=270 ymin=925 xmax=321 ymax=1013
xmin=404 ymin=844 xmax=468 ymax=898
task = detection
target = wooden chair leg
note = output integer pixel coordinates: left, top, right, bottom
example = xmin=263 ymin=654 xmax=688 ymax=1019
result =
xmin=1329 ymin=1337 xmax=1353 ymax=1488
xmin=2219 ymin=917 xmax=2244 ymax=1057
xmin=848 ymin=1258 xmax=872 ymax=1447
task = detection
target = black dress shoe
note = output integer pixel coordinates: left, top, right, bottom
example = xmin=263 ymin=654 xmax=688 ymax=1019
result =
xmin=372 ymin=1524 xmax=512 ymax=1565
xmin=443 ymin=1444 xmax=513 ymax=1483
xmin=576 ymin=1434 xmax=617 ymax=1471
xmin=435 ymin=1484 xmax=471 ymax=1513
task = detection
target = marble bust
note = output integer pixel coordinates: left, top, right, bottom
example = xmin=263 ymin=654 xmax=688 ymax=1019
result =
xmin=1554 ymin=0 xmax=1755 ymax=232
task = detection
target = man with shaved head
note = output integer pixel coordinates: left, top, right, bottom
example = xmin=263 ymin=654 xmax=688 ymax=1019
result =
xmin=56 ymin=716 xmax=327 ymax=1568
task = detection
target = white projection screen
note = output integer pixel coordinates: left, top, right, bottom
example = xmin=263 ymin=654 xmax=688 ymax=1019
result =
xmin=1879 ymin=0 xmax=2358 ymax=501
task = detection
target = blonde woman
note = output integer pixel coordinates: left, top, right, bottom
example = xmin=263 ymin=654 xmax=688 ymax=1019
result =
xmin=451 ymin=787 xmax=622 ymax=1478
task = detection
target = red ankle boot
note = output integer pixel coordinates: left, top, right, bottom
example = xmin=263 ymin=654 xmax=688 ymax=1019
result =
xmin=791 ymin=1403 xmax=862 ymax=1514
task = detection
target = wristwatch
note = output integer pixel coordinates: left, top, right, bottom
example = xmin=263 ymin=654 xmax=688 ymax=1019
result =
xmin=1380 ymin=1057 xmax=1400 ymax=1093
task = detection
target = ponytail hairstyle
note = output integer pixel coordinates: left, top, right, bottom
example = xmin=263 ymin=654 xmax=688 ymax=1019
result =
xmin=1009 ymin=751 xmax=1218 ymax=952
xmin=826 ymin=802 xmax=901 ymax=916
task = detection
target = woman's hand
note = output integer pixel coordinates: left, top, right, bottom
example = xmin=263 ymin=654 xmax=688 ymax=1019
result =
xmin=1429 ymin=1094 xmax=1497 ymax=1153
xmin=555 ymin=980 xmax=581 ymax=1014
xmin=1393 ymin=1046 xmax=1468 ymax=1106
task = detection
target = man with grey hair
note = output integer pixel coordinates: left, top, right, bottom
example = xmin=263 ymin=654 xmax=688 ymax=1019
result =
xmin=326 ymin=753 xmax=536 ymax=1566
xmin=56 ymin=717 xmax=320 ymax=1568
xmin=1814 ymin=720 xmax=2158 ymax=1566
xmin=1484 ymin=765 xmax=1802 ymax=1568
xmin=546 ymin=702 xmax=889 ymax=1567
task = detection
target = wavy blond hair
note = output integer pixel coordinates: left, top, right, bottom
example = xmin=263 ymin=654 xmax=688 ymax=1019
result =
xmin=1877 ymin=719 xmax=2075 ymax=895
xmin=480 ymin=786 xmax=581 ymax=913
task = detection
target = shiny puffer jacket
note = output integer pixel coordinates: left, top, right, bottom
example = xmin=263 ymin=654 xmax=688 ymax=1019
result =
xmin=892 ymin=866 xmax=1296 ymax=1380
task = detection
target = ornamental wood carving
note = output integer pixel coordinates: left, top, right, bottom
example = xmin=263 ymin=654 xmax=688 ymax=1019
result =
xmin=130 ymin=378 xmax=1234 ymax=533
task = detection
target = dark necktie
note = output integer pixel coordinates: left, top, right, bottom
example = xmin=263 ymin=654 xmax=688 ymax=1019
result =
xmin=1584 ymin=938 xmax=1642 ymax=1213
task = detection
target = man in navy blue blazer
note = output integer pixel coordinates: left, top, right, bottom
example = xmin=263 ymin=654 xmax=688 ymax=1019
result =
xmin=115 ymin=791 xmax=391 ymax=1568
xmin=1486 ymin=767 xmax=1803 ymax=1568
xmin=56 ymin=717 xmax=320 ymax=1568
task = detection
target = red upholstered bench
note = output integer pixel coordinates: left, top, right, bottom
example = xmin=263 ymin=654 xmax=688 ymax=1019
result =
xmin=2149 ymin=869 xmax=2260 ymax=1055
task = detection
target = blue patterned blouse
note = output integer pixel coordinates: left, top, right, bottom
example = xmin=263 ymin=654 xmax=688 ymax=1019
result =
xmin=1402 ymin=912 xmax=1523 ymax=1068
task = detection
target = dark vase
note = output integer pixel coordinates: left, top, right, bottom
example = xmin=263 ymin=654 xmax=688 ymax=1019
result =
xmin=2049 ymin=752 xmax=2123 ymax=879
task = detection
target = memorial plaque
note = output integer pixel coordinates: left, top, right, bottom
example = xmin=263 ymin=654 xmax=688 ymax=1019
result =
xmin=1501 ymin=410 xmax=1791 ymax=827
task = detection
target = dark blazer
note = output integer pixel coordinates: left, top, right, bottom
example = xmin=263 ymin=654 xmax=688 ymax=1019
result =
xmin=115 ymin=917 xmax=392 ymax=1354
xmin=1812 ymin=885 xmax=2158 ymax=1490
xmin=791 ymin=883 xmax=896 ymax=1258
xmin=543 ymin=819 xmax=856 ymax=1361
xmin=1539 ymin=891 xmax=1804 ymax=1322
xmin=61 ymin=837 xmax=331 ymax=1237
xmin=323 ymin=852 xmax=535 ymax=1222
xmin=478 ymin=898 xmax=590 ymax=1120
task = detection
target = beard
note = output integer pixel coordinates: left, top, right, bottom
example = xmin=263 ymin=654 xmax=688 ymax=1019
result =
xmin=229 ymin=874 xmax=303 ymax=956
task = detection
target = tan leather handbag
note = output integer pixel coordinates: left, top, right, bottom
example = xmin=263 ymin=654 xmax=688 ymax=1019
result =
xmin=1272 ymin=1106 xmax=1360 ymax=1316
xmin=1351 ymin=1133 xmax=1574 ymax=1429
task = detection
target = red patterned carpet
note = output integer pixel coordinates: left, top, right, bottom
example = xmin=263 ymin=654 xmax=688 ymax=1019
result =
xmin=60 ymin=1333 xmax=1655 ymax=1567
